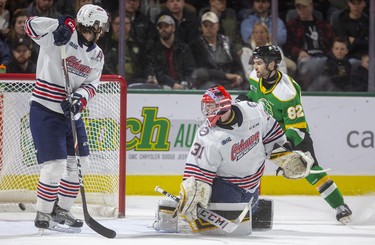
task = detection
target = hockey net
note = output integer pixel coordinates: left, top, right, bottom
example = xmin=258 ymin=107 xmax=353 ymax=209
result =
xmin=0 ymin=74 xmax=127 ymax=217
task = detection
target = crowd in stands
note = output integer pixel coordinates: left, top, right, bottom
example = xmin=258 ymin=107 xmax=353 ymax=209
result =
xmin=0 ymin=0 xmax=371 ymax=92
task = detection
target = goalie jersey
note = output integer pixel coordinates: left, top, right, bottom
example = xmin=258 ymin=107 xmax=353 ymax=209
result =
xmin=25 ymin=16 xmax=104 ymax=114
xmin=183 ymin=101 xmax=286 ymax=193
xmin=247 ymin=70 xmax=309 ymax=146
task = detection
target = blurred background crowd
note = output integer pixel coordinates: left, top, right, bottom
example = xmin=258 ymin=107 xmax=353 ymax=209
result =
xmin=0 ymin=0 xmax=371 ymax=92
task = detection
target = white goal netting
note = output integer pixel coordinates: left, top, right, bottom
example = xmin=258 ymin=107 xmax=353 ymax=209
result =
xmin=0 ymin=75 xmax=126 ymax=217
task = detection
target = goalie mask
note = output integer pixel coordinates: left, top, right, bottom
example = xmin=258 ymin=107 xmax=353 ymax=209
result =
xmin=76 ymin=4 xmax=109 ymax=45
xmin=201 ymin=86 xmax=232 ymax=127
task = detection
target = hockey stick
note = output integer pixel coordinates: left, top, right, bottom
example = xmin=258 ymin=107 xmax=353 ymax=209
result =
xmin=60 ymin=46 xmax=116 ymax=239
xmin=155 ymin=186 xmax=250 ymax=233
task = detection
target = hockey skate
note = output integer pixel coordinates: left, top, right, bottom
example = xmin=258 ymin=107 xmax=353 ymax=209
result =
xmin=335 ymin=203 xmax=352 ymax=224
xmin=52 ymin=204 xmax=83 ymax=228
xmin=34 ymin=205 xmax=83 ymax=234
xmin=35 ymin=211 xmax=58 ymax=229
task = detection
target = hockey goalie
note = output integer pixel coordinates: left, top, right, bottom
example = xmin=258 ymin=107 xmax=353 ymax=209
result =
xmin=153 ymin=86 xmax=314 ymax=235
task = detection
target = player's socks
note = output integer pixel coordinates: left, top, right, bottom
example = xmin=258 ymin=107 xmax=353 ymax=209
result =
xmin=305 ymin=166 xmax=352 ymax=223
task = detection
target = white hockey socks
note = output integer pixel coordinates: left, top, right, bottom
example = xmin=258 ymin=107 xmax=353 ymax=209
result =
xmin=36 ymin=159 xmax=66 ymax=213
xmin=57 ymin=156 xmax=89 ymax=210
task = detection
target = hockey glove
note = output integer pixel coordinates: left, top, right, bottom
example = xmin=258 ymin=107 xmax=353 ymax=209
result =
xmin=53 ymin=16 xmax=76 ymax=46
xmin=175 ymin=176 xmax=212 ymax=221
xmin=60 ymin=93 xmax=87 ymax=118
xmin=270 ymin=143 xmax=314 ymax=179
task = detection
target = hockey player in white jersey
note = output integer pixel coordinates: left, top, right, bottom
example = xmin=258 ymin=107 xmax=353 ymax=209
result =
xmin=25 ymin=4 xmax=108 ymax=232
xmin=154 ymin=86 xmax=314 ymax=234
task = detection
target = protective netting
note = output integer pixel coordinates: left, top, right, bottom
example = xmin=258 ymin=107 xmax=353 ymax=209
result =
xmin=0 ymin=78 xmax=123 ymax=216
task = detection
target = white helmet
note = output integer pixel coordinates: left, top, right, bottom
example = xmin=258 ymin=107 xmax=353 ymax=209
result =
xmin=76 ymin=4 xmax=109 ymax=32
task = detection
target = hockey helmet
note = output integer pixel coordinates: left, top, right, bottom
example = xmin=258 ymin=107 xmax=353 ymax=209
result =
xmin=201 ymin=86 xmax=232 ymax=127
xmin=77 ymin=4 xmax=109 ymax=33
xmin=250 ymin=45 xmax=282 ymax=67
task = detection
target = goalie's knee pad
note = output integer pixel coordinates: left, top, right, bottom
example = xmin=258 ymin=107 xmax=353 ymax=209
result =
xmin=153 ymin=200 xmax=178 ymax=233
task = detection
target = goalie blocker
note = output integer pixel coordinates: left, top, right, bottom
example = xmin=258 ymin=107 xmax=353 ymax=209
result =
xmin=153 ymin=198 xmax=273 ymax=235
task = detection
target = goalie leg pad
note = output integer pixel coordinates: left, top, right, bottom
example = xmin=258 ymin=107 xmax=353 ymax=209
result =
xmin=153 ymin=200 xmax=178 ymax=232
xmin=252 ymin=199 xmax=273 ymax=231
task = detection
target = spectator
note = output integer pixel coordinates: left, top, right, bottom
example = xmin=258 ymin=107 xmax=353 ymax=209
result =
xmin=285 ymin=0 xmax=335 ymax=90
xmin=102 ymin=14 xmax=146 ymax=85
xmin=4 ymin=8 xmax=39 ymax=63
xmin=0 ymin=37 xmax=11 ymax=66
xmin=351 ymin=52 xmax=368 ymax=92
xmin=334 ymin=0 xmax=368 ymax=64
xmin=145 ymin=15 xmax=196 ymax=89
xmin=0 ymin=0 xmax=10 ymax=37
xmin=140 ymin=0 xmax=162 ymax=24
xmin=159 ymin=0 xmax=200 ymax=45
xmin=53 ymin=0 xmax=75 ymax=16
xmin=199 ymin=0 xmax=243 ymax=52
xmin=4 ymin=0 xmax=29 ymax=14
xmin=25 ymin=0 xmax=62 ymax=18
xmin=307 ymin=37 xmax=352 ymax=91
xmin=6 ymin=37 xmax=36 ymax=73
xmin=189 ymin=11 xmax=244 ymax=90
xmin=240 ymin=0 xmax=287 ymax=47
xmin=240 ymin=22 xmax=289 ymax=77
xmin=126 ymin=0 xmax=157 ymax=51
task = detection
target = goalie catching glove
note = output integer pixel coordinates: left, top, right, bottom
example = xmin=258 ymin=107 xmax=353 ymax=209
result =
xmin=174 ymin=176 xmax=212 ymax=221
xmin=270 ymin=143 xmax=314 ymax=179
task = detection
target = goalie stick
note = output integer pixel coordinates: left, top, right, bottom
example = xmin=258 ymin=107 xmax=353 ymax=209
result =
xmin=60 ymin=46 xmax=116 ymax=239
xmin=155 ymin=186 xmax=250 ymax=233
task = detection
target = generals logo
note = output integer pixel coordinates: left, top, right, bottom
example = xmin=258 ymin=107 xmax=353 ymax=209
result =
xmin=66 ymin=56 xmax=93 ymax=78
xmin=199 ymin=126 xmax=209 ymax=136
xmin=231 ymin=132 xmax=260 ymax=161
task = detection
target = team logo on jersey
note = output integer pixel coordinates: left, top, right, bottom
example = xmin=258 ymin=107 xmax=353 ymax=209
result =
xmin=258 ymin=98 xmax=274 ymax=116
xmin=231 ymin=132 xmax=260 ymax=161
xmin=66 ymin=56 xmax=93 ymax=78
xmin=199 ymin=126 xmax=209 ymax=136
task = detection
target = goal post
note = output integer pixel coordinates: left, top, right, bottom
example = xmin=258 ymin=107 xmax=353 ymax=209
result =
xmin=0 ymin=73 xmax=127 ymax=218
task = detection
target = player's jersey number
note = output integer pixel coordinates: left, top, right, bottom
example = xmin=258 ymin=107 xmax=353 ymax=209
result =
xmin=287 ymin=105 xmax=304 ymax=120
xmin=191 ymin=143 xmax=205 ymax=159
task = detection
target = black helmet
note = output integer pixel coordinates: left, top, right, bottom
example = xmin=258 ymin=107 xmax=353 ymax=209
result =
xmin=250 ymin=45 xmax=282 ymax=67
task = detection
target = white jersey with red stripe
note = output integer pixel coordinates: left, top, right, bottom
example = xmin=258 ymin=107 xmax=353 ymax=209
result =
xmin=183 ymin=101 xmax=286 ymax=193
xmin=25 ymin=16 xmax=104 ymax=114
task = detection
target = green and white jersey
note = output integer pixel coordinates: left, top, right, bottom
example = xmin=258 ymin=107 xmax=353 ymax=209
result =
xmin=246 ymin=70 xmax=309 ymax=146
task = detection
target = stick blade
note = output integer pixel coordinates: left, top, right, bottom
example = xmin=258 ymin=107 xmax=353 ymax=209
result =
xmin=85 ymin=216 xmax=116 ymax=238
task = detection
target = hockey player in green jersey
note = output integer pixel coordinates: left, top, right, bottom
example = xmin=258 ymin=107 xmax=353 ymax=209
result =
xmin=238 ymin=45 xmax=352 ymax=224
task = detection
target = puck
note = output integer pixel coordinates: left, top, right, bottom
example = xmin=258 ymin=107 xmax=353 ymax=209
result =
xmin=18 ymin=203 xmax=26 ymax=211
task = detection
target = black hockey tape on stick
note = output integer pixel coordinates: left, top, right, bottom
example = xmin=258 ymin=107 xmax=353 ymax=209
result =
xmin=60 ymin=46 xmax=116 ymax=239
xmin=155 ymin=186 xmax=250 ymax=233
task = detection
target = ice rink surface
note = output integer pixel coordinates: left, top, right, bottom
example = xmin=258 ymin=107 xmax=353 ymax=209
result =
xmin=1 ymin=195 xmax=375 ymax=245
